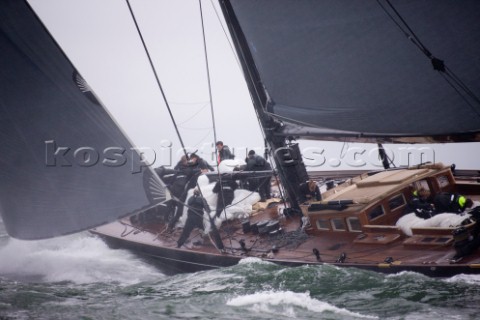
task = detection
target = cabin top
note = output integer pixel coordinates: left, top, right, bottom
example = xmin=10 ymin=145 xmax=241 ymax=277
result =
xmin=323 ymin=165 xmax=447 ymax=205
xmin=301 ymin=163 xmax=463 ymax=237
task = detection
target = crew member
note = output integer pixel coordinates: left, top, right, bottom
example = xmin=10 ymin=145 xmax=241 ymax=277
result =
xmin=177 ymin=189 xmax=210 ymax=247
xmin=189 ymin=153 xmax=214 ymax=172
xmin=168 ymin=154 xmax=213 ymax=230
xmin=212 ymin=178 xmax=238 ymax=218
xmin=299 ymin=179 xmax=321 ymax=203
xmin=407 ymin=187 xmax=435 ymax=219
xmin=216 ymin=141 xmax=234 ymax=163
xmin=245 ymin=150 xmax=271 ymax=202
xmin=433 ymin=192 xmax=473 ymax=214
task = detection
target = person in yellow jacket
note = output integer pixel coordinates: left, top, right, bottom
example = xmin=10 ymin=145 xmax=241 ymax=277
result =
xmin=433 ymin=192 xmax=473 ymax=214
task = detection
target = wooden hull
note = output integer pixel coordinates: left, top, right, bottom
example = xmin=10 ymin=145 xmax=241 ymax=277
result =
xmin=94 ymin=235 xmax=480 ymax=277
xmin=91 ymin=166 xmax=480 ymax=277
xmin=90 ymin=209 xmax=480 ymax=277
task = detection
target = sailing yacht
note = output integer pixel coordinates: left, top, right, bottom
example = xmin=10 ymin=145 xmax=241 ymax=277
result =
xmin=1 ymin=0 xmax=480 ymax=276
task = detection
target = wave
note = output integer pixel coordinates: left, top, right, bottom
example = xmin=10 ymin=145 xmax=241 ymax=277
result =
xmin=0 ymin=232 xmax=164 ymax=284
xmin=443 ymin=273 xmax=480 ymax=286
xmin=227 ymin=290 xmax=378 ymax=319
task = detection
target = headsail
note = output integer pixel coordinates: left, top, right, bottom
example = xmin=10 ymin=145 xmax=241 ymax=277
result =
xmin=220 ymin=0 xmax=480 ymax=143
xmin=0 ymin=0 xmax=167 ymax=239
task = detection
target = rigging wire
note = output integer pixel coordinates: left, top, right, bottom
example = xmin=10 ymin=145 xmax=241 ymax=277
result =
xmin=208 ymin=0 xmax=242 ymax=69
xmin=198 ymin=0 xmax=236 ymax=250
xmin=208 ymin=0 xmax=270 ymax=151
xmin=198 ymin=0 xmax=218 ymax=148
xmin=176 ymin=102 xmax=210 ymax=126
xmin=209 ymin=0 xmax=282 ymax=213
xmin=198 ymin=0 xmax=279 ymax=249
xmin=178 ymin=126 xmax=213 ymax=131
xmin=124 ymin=0 xmax=189 ymax=159
xmin=198 ymin=1 xmax=225 ymax=219
xmin=376 ymin=0 xmax=480 ymax=118
xmin=377 ymin=142 xmax=396 ymax=169
xmin=187 ymin=130 xmax=214 ymax=150
xmin=209 ymin=0 xmax=271 ymax=153
xmin=168 ymin=100 xmax=211 ymax=105
xmin=126 ymin=0 xmax=224 ymax=251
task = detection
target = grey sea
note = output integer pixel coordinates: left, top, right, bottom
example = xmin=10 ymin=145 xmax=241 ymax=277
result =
xmin=1 ymin=220 xmax=480 ymax=320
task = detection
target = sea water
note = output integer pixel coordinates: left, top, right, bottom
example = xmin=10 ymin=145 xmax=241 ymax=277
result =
xmin=1 ymin=219 xmax=480 ymax=320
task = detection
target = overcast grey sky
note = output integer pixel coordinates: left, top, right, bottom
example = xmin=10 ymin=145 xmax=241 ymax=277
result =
xmin=29 ymin=0 xmax=480 ymax=170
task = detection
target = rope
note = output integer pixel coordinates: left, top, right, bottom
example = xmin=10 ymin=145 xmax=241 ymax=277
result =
xmin=208 ymin=0 xmax=242 ymax=68
xmin=266 ymin=229 xmax=309 ymax=250
xmin=198 ymin=0 xmax=218 ymax=148
xmin=125 ymin=0 xmax=223 ymax=249
xmin=176 ymin=102 xmax=210 ymax=126
xmin=211 ymin=0 xmax=284 ymax=216
xmin=124 ymin=0 xmax=190 ymax=159
xmin=199 ymin=0 xmax=252 ymax=253
xmin=376 ymin=0 xmax=480 ymax=118
xmin=196 ymin=0 xmax=235 ymax=251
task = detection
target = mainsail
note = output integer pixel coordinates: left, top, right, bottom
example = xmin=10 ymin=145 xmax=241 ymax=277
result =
xmin=0 ymin=0 xmax=167 ymax=239
xmin=219 ymin=0 xmax=480 ymax=210
xmin=220 ymin=0 xmax=480 ymax=143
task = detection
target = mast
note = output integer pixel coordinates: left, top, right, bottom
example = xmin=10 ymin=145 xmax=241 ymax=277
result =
xmin=219 ymin=0 xmax=309 ymax=212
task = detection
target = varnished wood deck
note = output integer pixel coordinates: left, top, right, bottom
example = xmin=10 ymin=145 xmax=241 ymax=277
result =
xmin=90 ymin=166 xmax=480 ymax=277
xmin=91 ymin=203 xmax=480 ymax=277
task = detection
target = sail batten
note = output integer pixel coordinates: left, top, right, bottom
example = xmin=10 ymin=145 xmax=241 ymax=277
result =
xmin=222 ymin=0 xmax=480 ymax=143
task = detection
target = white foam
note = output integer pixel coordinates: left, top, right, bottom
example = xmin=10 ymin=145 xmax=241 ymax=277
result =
xmin=227 ymin=290 xmax=378 ymax=319
xmin=0 ymin=232 xmax=163 ymax=284
xmin=238 ymin=257 xmax=272 ymax=265
xmin=443 ymin=273 xmax=480 ymax=285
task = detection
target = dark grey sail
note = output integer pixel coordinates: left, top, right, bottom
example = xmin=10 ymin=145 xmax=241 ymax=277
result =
xmin=220 ymin=0 xmax=480 ymax=210
xmin=220 ymin=0 xmax=480 ymax=143
xmin=0 ymin=0 xmax=167 ymax=239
